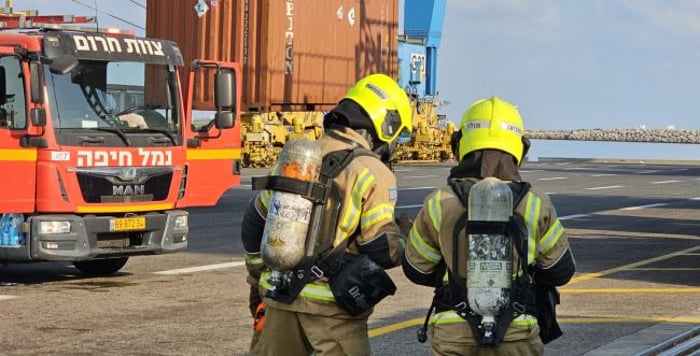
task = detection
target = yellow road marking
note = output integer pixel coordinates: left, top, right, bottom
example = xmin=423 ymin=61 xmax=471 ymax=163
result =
xmin=561 ymin=288 xmax=700 ymax=294
xmin=368 ymin=319 xmax=423 ymax=338
xmin=369 ymin=246 xmax=700 ymax=338
xmin=568 ymin=245 xmax=700 ymax=285
xmin=367 ymin=315 xmax=700 ymax=338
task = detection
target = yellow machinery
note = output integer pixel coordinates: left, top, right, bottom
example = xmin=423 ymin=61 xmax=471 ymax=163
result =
xmin=392 ymin=97 xmax=454 ymax=162
xmin=240 ymin=99 xmax=456 ymax=168
xmin=240 ymin=111 xmax=324 ymax=167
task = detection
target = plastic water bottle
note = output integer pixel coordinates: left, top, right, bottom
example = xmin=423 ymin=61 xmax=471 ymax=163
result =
xmin=7 ymin=214 xmax=21 ymax=246
xmin=13 ymin=214 xmax=25 ymax=245
xmin=0 ymin=214 xmax=10 ymax=246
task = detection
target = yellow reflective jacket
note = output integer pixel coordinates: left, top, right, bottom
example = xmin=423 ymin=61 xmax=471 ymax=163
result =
xmin=403 ymin=177 xmax=570 ymax=340
xmin=247 ymin=127 xmax=405 ymax=317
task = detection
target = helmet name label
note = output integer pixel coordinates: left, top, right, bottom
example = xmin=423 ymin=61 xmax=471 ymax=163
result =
xmin=464 ymin=120 xmax=490 ymax=130
xmin=364 ymin=83 xmax=389 ymax=99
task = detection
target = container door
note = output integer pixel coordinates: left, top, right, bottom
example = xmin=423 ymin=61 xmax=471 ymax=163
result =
xmin=0 ymin=48 xmax=36 ymax=213
xmin=177 ymin=61 xmax=242 ymax=208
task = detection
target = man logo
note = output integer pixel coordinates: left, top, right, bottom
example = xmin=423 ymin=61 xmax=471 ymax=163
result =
xmin=113 ymin=184 xmax=146 ymax=196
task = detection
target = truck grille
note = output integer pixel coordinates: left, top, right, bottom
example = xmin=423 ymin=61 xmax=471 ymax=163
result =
xmin=75 ymin=167 xmax=173 ymax=203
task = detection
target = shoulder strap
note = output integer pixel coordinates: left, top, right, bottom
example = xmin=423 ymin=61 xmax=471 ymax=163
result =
xmin=267 ymin=147 xmax=378 ymax=304
xmin=309 ymin=147 xmax=377 ymax=254
xmin=443 ymin=179 xmax=536 ymax=346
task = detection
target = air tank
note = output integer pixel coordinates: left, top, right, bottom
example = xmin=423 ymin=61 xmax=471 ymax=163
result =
xmin=466 ymin=177 xmax=513 ymax=344
xmin=261 ymin=138 xmax=322 ymax=286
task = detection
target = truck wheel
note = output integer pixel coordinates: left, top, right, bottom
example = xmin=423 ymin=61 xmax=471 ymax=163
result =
xmin=73 ymin=257 xmax=129 ymax=275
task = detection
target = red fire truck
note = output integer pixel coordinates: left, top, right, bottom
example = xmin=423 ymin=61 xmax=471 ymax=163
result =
xmin=0 ymin=15 xmax=241 ymax=274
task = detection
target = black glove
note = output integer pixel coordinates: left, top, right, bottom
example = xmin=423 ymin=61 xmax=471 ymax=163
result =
xmin=395 ymin=213 xmax=413 ymax=237
xmin=249 ymin=283 xmax=262 ymax=317
xmin=535 ymin=285 xmax=563 ymax=344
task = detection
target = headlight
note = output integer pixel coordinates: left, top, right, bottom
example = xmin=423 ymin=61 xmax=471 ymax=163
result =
xmin=39 ymin=221 xmax=71 ymax=234
xmin=174 ymin=215 xmax=188 ymax=229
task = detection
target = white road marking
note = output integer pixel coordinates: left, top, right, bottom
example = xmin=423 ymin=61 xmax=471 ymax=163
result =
xmin=621 ymin=203 xmax=669 ymax=210
xmin=538 ymin=177 xmax=567 ymax=181
xmin=670 ymin=168 xmax=688 ymax=172
xmin=585 ymin=185 xmax=623 ymax=190
xmin=398 ymin=187 xmax=436 ymax=191
xmin=649 ymin=180 xmax=680 ymax=185
xmin=405 ymin=175 xmax=438 ymax=179
xmin=592 ymin=173 xmax=617 ymax=177
xmin=560 ymin=214 xmax=589 ymax=220
xmin=520 ymin=170 xmax=543 ymax=173
xmin=563 ymin=167 xmax=586 ymax=170
xmin=637 ymin=170 xmax=659 ymax=174
xmin=396 ymin=204 xmax=424 ymax=209
xmin=0 ymin=295 xmax=17 ymax=301
xmin=154 ymin=261 xmax=246 ymax=275
xmin=691 ymin=197 xmax=700 ymax=201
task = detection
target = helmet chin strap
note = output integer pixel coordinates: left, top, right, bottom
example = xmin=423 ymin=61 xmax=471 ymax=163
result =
xmin=355 ymin=128 xmax=394 ymax=164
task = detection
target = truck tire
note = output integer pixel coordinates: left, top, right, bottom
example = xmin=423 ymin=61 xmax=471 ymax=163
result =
xmin=73 ymin=257 xmax=129 ymax=275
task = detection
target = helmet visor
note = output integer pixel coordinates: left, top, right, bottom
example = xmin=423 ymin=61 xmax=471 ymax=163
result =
xmin=381 ymin=110 xmax=404 ymax=141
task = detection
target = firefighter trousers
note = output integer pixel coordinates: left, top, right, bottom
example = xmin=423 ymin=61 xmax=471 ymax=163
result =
xmin=430 ymin=321 xmax=544 ymax=356
xmin=252 ymin=306 xmax=370 ymax=356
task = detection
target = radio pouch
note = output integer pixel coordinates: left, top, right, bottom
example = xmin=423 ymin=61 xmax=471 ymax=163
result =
xmin=329 ymin=253 xmax=397 ymax=316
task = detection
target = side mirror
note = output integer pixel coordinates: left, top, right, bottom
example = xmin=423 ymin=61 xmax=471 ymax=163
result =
xmin=29 ymin=61 xmax=44 ymax=104
xmin=214 ymin=71 xmax=234 ymax=108
xmin=30 ymin=107 xmax=46 ymax=127
xmin=49 ymin=55 xmax=79 ymax=75
xmin=214 ymin=111 xmax=234 ymax=129
xmin=0 ymin=66 xmax=6 ymax=105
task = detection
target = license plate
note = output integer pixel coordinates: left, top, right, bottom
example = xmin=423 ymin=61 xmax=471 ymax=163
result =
xmin=110 ymin=217 xmax=146 ymax=231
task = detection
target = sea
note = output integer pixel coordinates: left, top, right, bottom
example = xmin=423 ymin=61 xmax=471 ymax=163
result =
xmin=528 ymin=141 xmax=699 ymax=163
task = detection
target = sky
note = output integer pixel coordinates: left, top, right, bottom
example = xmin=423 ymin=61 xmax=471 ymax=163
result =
xmin=13 ymin=0 xmax=700 ymax=160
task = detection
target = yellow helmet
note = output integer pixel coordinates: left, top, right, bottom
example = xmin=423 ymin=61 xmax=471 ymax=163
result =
xmin=458 ymin=96 xmax=525 ymax=164
xmin=342 ymin=73 xmax=412 ymax=143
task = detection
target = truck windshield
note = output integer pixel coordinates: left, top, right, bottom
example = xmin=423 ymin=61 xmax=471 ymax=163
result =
xmin=45 ymin=61 xmax=180 ymax=132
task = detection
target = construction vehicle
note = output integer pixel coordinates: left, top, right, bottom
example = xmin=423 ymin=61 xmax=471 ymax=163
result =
xmin=240 ymin=111 xmax=323 ymax=168
xmin=393 ymin=0 xmax=453 ymax=163
xmin=0 ymin=12 xmax=241 ymax=274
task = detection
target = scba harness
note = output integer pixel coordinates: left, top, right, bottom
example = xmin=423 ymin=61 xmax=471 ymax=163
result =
xmin=252 ymin=147 xmax=396 ymax=316
xmin=430 ymin=178 xmax=537 ymax=346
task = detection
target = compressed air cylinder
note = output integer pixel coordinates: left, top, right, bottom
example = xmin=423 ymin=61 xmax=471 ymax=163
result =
xmin=466 ymin=177 xmax=513 ymax=338
xmin=261 ymin=138 xmax=322 ymax=272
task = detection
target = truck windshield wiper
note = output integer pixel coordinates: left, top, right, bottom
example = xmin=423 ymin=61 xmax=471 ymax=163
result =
xmin=120 ymin=127 xmax=178 ymax=146
xmin=93 ymin=127 xmax=131 ymax=146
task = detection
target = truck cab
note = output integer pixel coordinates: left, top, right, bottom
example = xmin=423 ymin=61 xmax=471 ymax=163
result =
xmin=0 ymin=27 xmax=241 ymax=274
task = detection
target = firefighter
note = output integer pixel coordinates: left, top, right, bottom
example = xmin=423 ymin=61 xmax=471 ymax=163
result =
xmin=402 ymin=96 xmax=576 ymax=355
xmin=241 ymin=73 xmax=414 ymax=355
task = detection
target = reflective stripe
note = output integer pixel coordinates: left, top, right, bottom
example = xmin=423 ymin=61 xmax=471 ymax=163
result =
xmin=409 ymin=224 xmax=442 ymax=264
xmin=298 ymin=283 xmax=335 ymax=302
xmin=260 ymin=162 xmax=281 ymax=209
xmin=538 ymin=219 xmax=564 ymax=255
xmin=0 ymin=148 xmax=36 ymax=161
xmin=361 ymin=203 xmax=394 ymax=231
xmin=260 ymin=190 xmax=272 ymax=209
xmin=259 ymin=271 xmax=335 ymax=302
xmin=335 ymin=168 xmax=374 ymax=244
xmin=524 ymin=193 xmax=541 ymax=263
xmin=432 ymin=310 xmax=538 ymax=326
xmin=427 ymin=190 xmax=442 ymax=233
xmin=432 ymin=310 xmax=466 ymax=324
xmin=244 ymin=253 xmax=263 ymax=266
xmin=512 ymin=313 xmax=538 ymax=326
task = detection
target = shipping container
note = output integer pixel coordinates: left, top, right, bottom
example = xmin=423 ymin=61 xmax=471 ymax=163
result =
xmin=146 ymin=0 xmax=399 ymax=111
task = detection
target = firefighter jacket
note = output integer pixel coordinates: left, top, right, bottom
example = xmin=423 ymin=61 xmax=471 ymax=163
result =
xmin=402 ymin=176 xmax=573 ymax=342
xmin=243 ymin=127 xmax=406 ymax=317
